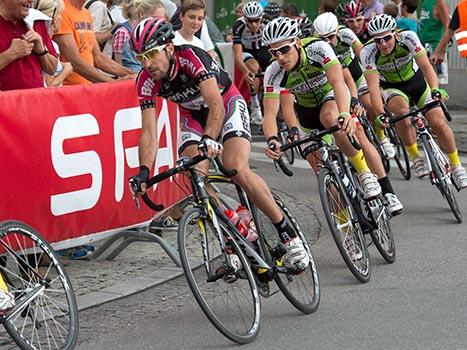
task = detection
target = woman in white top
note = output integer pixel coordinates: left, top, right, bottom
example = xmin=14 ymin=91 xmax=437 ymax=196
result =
xmin=172 ymin=0 xmax=217 ymax=60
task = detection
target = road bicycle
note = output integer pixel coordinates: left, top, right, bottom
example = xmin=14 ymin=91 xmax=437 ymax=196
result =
xmin=277 ymin=119 xmax=295 ymax=165
xmin=273 ymin=121 xmax=396 ymax=283
xmin=383 ymin=100 xmax=462 ymax=223
xmin=134 ymin=156 xmax=320 ymax=344
xmin=0 ymin=220 xmax=79 ymax=350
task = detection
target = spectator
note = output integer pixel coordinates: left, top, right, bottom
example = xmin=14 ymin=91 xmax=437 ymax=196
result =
xmin=281 ymin=3 xmax=301 ymax=19
xmin=173 ymin=0 xmax=206 ymax=48
xmin=361 ymin=0 xmax=384 ymax=19
xmin=33 ymin=0 xmax=74 ymax=86
xmin=397 ymin=0 xmax=418 ymax=33
xmin=319 ymin=0 xmax=339 ymax=14
xmin=235 ymin=3 xmax=244 ymax=18
xmin=112 ymin=0 xmax=141 ymax=72
xmin=0 ymin=0 xmax=58 ymax=90
xmin=391 ymin=0 xmax=402 ymax=17
xmin=85 ymin=0 xmax=114 ymax=56
xmin=135 ymin=0 xmax=167 ymax=20
xmin=53 ymin=0 xmax=134 ymax=85
xmin=109 ymin=0 xmax=126 ymax=24
xmin=160 ymin=0 xmax=177 ymax=19
xmin=383 ymin=3 xmax=398 ymax=19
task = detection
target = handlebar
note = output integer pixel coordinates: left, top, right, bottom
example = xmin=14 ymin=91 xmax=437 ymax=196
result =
xmin=384 ymin=99 xmax=451 ymax=125
xmin=136 ymin=156 xmax=237 ymax=212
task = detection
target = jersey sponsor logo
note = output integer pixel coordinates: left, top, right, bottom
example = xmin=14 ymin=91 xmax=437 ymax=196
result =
xmin=323 ymin=56 xmax=331 ymax=64
xmin=224 ymin=122 xmax=233 ymax=132
xmin=414 ymin=46 xmax=422 ymax=53
xmin=237 ymin=98 xmax=249 ymax=132
xmin=365 ymin=64 xmax=373 ymax=70
xmin=141 ymin=78 xmax=156 ymax=97
xmin=265 ymin=86 xmax=274 ymax=93
xmin=179 ymin=57 xmax=199 ymax=76
xmin=169 ymin=86 xmax=200 ymax=103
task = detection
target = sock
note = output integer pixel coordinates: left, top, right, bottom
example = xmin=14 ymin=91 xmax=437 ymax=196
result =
xmin=349 ymin=150 xmax=370 ymax=174
xmin=0 ymin=275 xmax=8 ymax=292
xmin=251 ymin=94 xmax=260 ymax=108
xmin=447 ymin=150 xmax=461 ymax=167
xmin=405 ymin=143 xmax=420 ymax=160
xmin=273 ymin=217 xmax=297 ymax=243
xmin=376 ymin=126 xmax=385 ymax=140
xmin=378 ymin=176 xmax=394 ymax=195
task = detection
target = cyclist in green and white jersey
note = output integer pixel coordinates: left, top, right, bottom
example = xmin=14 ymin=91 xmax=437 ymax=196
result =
xmin=261 ymin=17 xmax=402 ymax=214
xmin=313 ymin=12 xmax=397 ymax=160
xmin=361 ymin=14 xmax=467 ymax=188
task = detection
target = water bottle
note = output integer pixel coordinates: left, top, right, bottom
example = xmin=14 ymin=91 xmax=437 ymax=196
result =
xmin=223 ymin=209 xmax=243 ymax=271
xmin=333 ymin=160 xmax=356 ymax=198
xmin=236 ymin=205 xmax=259 ymax=243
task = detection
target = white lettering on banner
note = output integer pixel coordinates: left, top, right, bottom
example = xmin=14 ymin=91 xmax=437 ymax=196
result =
xmin=114 ymin=107 xmax=141 ymax=202
xmin=50 ymin=114 xmax=102 ymax=216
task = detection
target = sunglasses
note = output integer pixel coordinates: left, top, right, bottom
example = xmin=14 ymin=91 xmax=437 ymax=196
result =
xmin=345 ymin=17 xmax=364 ymax=24
xmin=319 ymin=33 xmax=336 ymax=41
xmin=246 ymin=17 xmax=262 ymax=24
xmin=135 ymin=44 xmax=167 ymax=62
xmin=268 ymin=40 xmax=296 ymax=57
xmin=374 ymin=33 xmax=395 ymax=44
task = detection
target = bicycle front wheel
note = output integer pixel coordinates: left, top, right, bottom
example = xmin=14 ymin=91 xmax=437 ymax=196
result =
xmin=254 ymin=193 xmax=320 ymax=314
xmin=177 ymin=207 xmax=261 ymax=344
xmin=421 ymin=135 xmax=462 ymax=223
xmin=0 ymin=220 xmax=79 ymax=350
xmin=368 ymin=201 xmax=396 ymax=263
xmin=318 ymin=168 xmax=371 ymax=283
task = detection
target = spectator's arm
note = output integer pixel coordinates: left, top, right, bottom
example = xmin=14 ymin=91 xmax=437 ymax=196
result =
xmin=431 ymin=28 xmax=454 ymax=63
xmin=36 ymin=50 xmax=58 ymax=75
xmin=436 ymin=0 xmax=450 ymax=29
xmin=95 ymin=30 xmax=113 ymax=45
xmin=45 ymin=61 xmax=73 ymax=87
xmin=113 ymin=52 xmax=123 ymax=65
xmin=93 ymin=40 xmax=133 ymax=77
xmin=54 ymin=33 xmax=114 ymax=82
xmin=233 ymin=44 xmax=250 ymax=75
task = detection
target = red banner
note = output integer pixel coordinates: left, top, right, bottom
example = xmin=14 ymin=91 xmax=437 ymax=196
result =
xmin=0 ymin=81 xmax=185 ymax=247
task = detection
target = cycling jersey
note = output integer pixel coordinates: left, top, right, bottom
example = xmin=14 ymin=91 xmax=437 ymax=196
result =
xmin=263 ymin=37 xmax=339 ymax=108
xmin=356 ymin=23 xmax=371 ymax=44
xmin=336 ymin=26 xmax=364 ymax=83
xmin=360 ymin=30 xmax=427 ymax=83
xmin=136 ymin=45 xmax=251 ymax=151
xmin=232 ymin=17 xmax=271 ymax=70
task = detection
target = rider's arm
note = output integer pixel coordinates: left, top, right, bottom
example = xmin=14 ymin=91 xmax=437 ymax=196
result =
xmin=326 ymin=64 xmax=350 ymax=115
xmin=365 ymin=72 xmax=385 ymax=115
xmin=233 ymin=43 xmax=250 ymax=76
xmin=352 ymin=41 xmax=363 ymax=57
xmin=280 ymin=93 xmax=299 ymax=129
xmin=263 ymin=94 xmax=281 ymax=139
xmin=416 ymin=52 xmax=439 ymax=90
xmin=199 ymin=77 xmax=225 ymax=140
xmin=139 ymin=106 xmax=158 ymax=169
xmin=343 ymin=67 xmax=358 ymax=98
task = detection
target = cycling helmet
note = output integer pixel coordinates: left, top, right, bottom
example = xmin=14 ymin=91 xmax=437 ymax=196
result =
xmin=337 ymin=0 xmax=365 ymax=18
xmin=313 ymin=12 xmax=339 ymax=37
xmin=130 ymin=17 xmax=174 ymax=54
xmin=299 ymin=20 xmax=315 ymax=38
xmin=243 ymin=1 xmax=264 ymax=19
xmin=264 ymin=2 xmax=281 ymax=17
xmin=262 ymin=17 xmax=301 ymax=46
xmin=367 ymin=14 xmax=397 ymax=36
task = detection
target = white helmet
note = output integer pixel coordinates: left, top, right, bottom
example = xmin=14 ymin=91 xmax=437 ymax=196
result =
xmin=243 ymin=1 xmax=264 ymax=19
xmin=262 ymin=17 xmax=301 ymax=46
xmin=313 ymin=12 xmax=339 ymax=37
xmin=368 ymin=14 xmax=397 ymax=36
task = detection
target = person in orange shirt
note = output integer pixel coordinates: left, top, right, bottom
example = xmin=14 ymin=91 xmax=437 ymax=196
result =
xmin=53 ymin=0 xmax=134 ymax=84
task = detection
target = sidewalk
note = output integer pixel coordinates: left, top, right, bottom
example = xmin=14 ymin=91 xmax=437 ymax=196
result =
xmin=68 ymin=111 xmax=466 ymax=311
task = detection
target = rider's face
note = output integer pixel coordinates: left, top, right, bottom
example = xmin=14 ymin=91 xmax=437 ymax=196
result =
xmin=268 ymin=39 xmax=299 ymax=71
xmin=374 ymin=31 xmax=396 ymax=55
xmin=345 ymin=16 xmax=364 ymax=34
xmin=138 ymin=44 xmax=174 ymax=80
xmin=246 ymin=17 xmax=262 ymax=33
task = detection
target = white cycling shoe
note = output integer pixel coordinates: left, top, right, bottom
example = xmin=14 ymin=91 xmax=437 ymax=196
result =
xmin=411 ymin=157 xmax=430 ymax=178
xmin=358 ymin=172 xmax=382 ymax=199
xmin=0 ymin=289 xmax=15 ymax=313
xmin=282 ymin=237 xmax=309 ymax=271
xmin=384 ymin=193 xmax=403 ymax=217
xmin=380 ymin=137 xmax=396 ymax=159
xmin=452 ymin=165 xmax=467 ymax=189
xmin=250 ymin=106 xmax=263 ymax=126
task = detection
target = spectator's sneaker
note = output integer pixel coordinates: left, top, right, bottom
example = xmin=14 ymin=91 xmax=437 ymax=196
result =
xmin=380 ymin=137 xmax=396 ymax=159
xmin=452 ymin=165 xmax=467 ymax=189
xmin=411 ymin=157 xmax=430 ymax=178
xmin=344 ymin=234 xmax=363 ymax=262
xmin=282 ymin=237 xmax=309 ymax=271
xmin=250 ymin=106 xmax=263 ymax=126
xmin=384 ymin=193 xmax=403 ymax=217
xmin=358 ymin=172 xmax=382 ymax=199
xmin=149 ymin=216 xmax=178 ymax=233
xmin=0 ymin=289 xmax=15 ymax=314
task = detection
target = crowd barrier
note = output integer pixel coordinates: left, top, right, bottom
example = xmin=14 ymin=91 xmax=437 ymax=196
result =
xmin=0 ymin=80 xmax=186 ymax=249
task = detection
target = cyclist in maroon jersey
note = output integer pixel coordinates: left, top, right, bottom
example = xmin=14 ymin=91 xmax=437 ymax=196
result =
xmin=128 ymin=17 xmax=311 ymax=271
xmin=337 ymin=0 xmax=372 ymax=44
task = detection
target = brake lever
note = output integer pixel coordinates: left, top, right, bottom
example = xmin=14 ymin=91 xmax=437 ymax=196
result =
xmin=129 ymin=178 xmax=141 ymax=210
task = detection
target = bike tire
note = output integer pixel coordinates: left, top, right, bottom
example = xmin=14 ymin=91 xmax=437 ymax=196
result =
xmin=254 ymin=194 xmax=320 ymax=314
xmin=387 ymin=126 xmax=411 ymax=180
xmin=362 ymin=118 xmax=389 ymax=173
xmin=177 ymin=207 xmax=261 ymax=344
xmin=317 ymin=168 xmax=371 ymax=283
xmin=278 ymin=130 xmax=295 ymax=165
xmin=368 ymin=201 xmax=396 ymax=263
xmin=0 ymin=220 xmax=79 ymax=350
xmin=421 ymin=135 xmax=463 ymax=223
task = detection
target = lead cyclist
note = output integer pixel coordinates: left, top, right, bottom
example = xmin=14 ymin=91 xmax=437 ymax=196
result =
xmin=361 ymin=14 xmax=467 ymax=188
xmin=127 ymin=17 xmax=310 ymax=271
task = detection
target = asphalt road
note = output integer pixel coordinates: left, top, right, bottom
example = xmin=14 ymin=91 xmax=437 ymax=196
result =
xmin=75 ymin=145 xmax=467 ymax=350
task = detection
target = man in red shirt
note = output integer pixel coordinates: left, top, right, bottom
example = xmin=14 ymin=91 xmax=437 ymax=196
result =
xmin=0 ymin=0 xmax=58 ymax=91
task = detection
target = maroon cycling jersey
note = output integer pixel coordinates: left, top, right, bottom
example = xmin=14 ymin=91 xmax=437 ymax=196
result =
xmin=136 ymin=45 xmax=231 ymax=115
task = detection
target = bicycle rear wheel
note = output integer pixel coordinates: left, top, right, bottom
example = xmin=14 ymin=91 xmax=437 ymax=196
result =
xmin=421 ymin=135 xmax=462 ymax=223
xmin=253 ymin=194 xmax=320 ymax=314
xmin=177 ymin=207 xmax=261 ymax=344
xmin=0 ymin=220 xmax=78 ymax=350
xmin=318 ymin=168 xmax=371 ymax=283
xmin=368 ymin=200 xmax=396 ymax=263
xmin=387 ymin=126 xmax=411 ymax=180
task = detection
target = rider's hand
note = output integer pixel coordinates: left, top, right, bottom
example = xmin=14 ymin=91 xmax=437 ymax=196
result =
xmin=288 ymin=127 xmax=300 ymax=142
xmin=198 ymin=135 xmax=223 ymax=158
xmin=129 ymin=165 xmax=149 ymax=196
xmin=431 ymin=87 xmax=449 ymax=101
xmin=350 ymin=97 xmax=366 ymax=118
xmin=375 ymin=112 xmax=390 ymax=129
xmin=265 ymin=136 xmax=282 ymax=160
xmin=339 ymin=112 xmax=356 ymax=137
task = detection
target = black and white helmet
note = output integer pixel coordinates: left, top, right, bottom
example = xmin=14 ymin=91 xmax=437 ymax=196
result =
xmin=262 ymin=17 xmax=301 ymax=46
xmin=243 ymin=1 xmax=264 ymax=19
xmin=368 ymin=14 xmax=397 ymax=36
